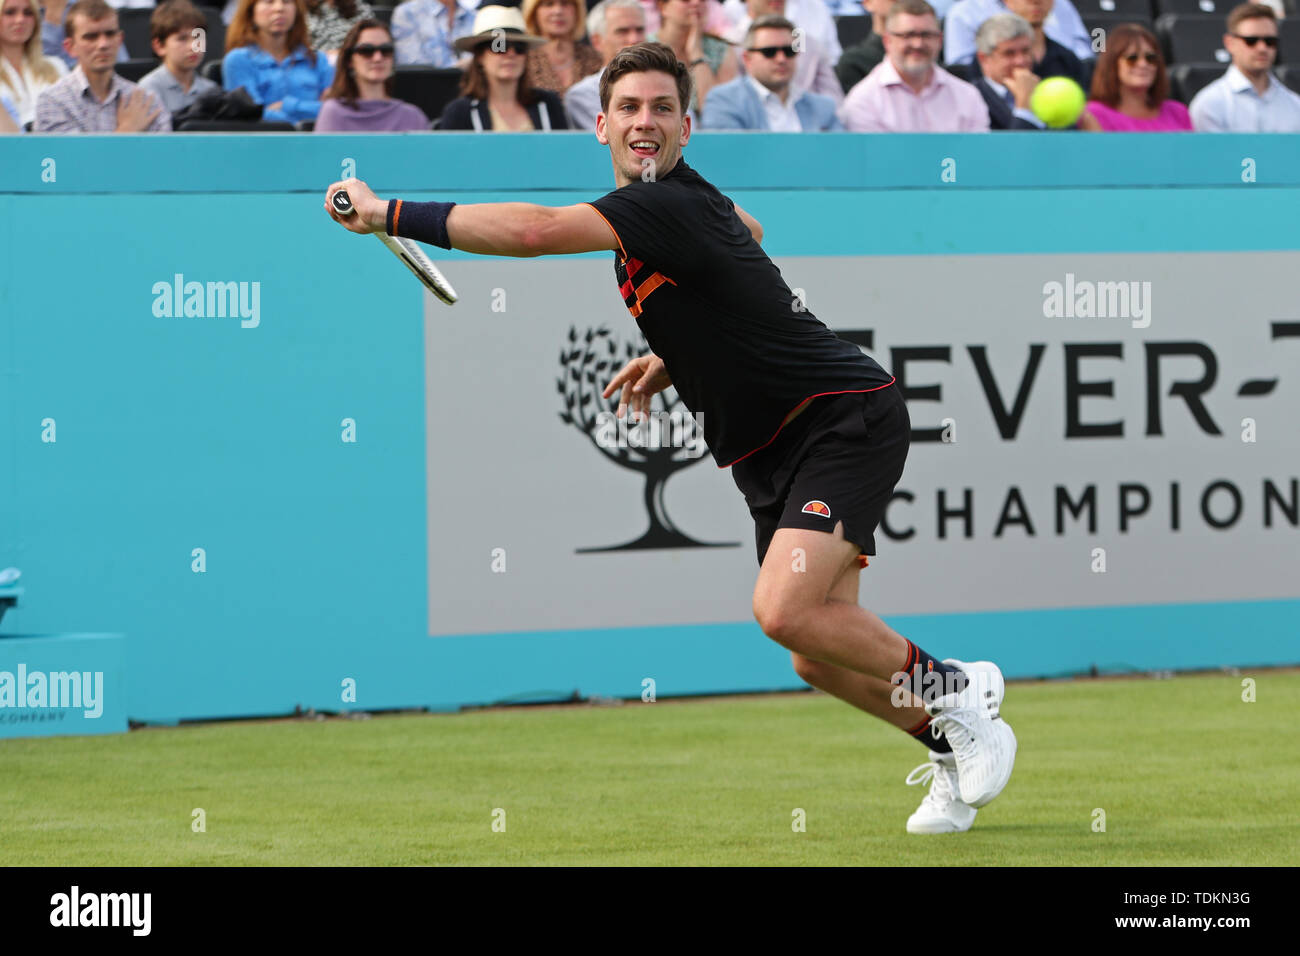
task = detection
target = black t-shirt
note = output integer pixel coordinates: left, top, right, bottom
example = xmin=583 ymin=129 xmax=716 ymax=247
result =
xmin=586 ymin=158 xmax=894 ymax=469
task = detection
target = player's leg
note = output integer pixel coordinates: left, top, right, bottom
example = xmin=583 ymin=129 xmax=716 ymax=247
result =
xmin=788 ymin=561 xmax=977 ymax=833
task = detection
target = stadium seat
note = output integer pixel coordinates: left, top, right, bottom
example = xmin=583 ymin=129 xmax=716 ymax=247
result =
xmin=119 ymin=8 xmax=153 ymax=59
xmin=372 ymin=5 xmax=393 ymax=27
xmin=1083 ymin=13 xmax=1155 ymax=49
xmin=1169 ymin=61 xmax=1224 ymax=101
xmin=835 ymin=14 xmax=872 ymax=51
xmin=1154 ymin=0 xmax=1229 ymax=14
xmin=1156 ymin=13 xmax=1230 ymax=64
xmin=176 ymin=119 xmax=296 ymax=131
xmin=115 ymin=58 xmax=156 ymax=83
xmin=1075 ymin=0 xmax=1151 ymax=18
xmin=945 ymin=61 xmax=975 ymax=81
xmin=1275 ymin=64 xmax=1300 ymax=92
xmin=199 ymin=5 xmax=226 ymax=63
xmin=392 ymin=66 xmax=462 ymax=123
xmin=201 ymin=59 xmax=223 ymax=85
xmin=1280 ymin=18 xmax=1300 ymax=64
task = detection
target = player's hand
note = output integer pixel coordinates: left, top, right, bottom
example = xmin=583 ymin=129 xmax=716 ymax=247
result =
xmin=603 ymin=353 xmax=671 ymax=423
xmin=114 ymin=90 xmax=161 ymax=132
xmin=324 ymin=178 xmax=387 ymax=234
xmin=1007 ymin=68 xmax=1040 ymax=110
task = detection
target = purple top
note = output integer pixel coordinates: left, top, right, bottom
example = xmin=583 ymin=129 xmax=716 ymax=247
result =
xmin=1085 ymin=99 xmax=1193 ymax=131
xmin=315 ymin=98 xmax=429 ymax=131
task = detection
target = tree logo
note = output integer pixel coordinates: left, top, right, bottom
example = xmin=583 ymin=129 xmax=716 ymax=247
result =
xmin=557 ymin=326 xmax=738 ymax=553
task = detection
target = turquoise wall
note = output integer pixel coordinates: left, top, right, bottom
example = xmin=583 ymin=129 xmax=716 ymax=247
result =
xmin=1 ymin=133 xmax=1297 ymax=724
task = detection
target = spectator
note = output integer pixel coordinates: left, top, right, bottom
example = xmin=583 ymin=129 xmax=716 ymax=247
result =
xmin=1189 ymin=2 xmax=1300 ymax=132
xmin=836 ymin=0 xmax=889 ymax=94
xmin=305 ymin=0 xmax=375 ymax=60
xmin=650 ymin=0 xmax=737 ymax=111
xmin=391 ymin=0 xmax=476 ymax=67
xmin=998 ymin=0 xmax=1090 ymax=89
xmin=840 ymin=0 xmax=989 ymax=130
xmin=2 ymin=0 xmax=68 ymax=126
xmin=944 ymin=0 xmax=1094 ymax=66
xmin=316 ymin=17 xmax=428 ymax=128
xmin=522 ymin=0 xmax=601 ymax=94
xmin=34 ymin=0 xmax=169 ymax=130
xmin=972 ymin=13 xmax=1041 ymax=127
xmin=724 ymin=0 xmax=841 ymax=104
xmin=564 ymin=0 xmax=645 ymax=129
xmin=703 ymin=14 xmax=841 ymax=127
xmin=223 ymin=0 xmax=334 ymax=123
xmin=1084 ymin=22 xmax=1190 ymax=130
xmin=138 ymin=0 xmax=220 ymax=115
xmin=638 ymin=0 xmax=730 ymax=35
xmin=39 ymin=0 xmax=127 ymax=66
xmin=722 ymin=0 xmax=840 ymax=62
xmin=437 ymin=4 xmax=568 ymax=129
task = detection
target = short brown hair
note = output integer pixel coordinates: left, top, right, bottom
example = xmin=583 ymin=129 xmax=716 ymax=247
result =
xmin=598 ymin=40 xmax=691 ymax=115
xmin=745 ymin=15 xmax=795 ymax=47
xmin=885 ymin=0 xmax=937 ymax=28
xmin=151 ymin=0 xmax=208 ymax=45
xmin=1089 ymin=22 xmax=1169 ymax=108
xmin=1226 ymin=2 xmax=1277 ymax=33
xmin=65 ymin=0 xmax=115 ymax=39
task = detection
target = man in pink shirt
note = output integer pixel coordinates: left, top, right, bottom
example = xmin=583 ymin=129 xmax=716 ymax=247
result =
xmin=839 ymin=0 xmax=989 ymax=132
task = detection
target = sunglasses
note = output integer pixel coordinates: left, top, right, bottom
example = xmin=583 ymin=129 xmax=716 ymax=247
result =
xmin=1122 ymin=51 xmax=1159 ymax=64
xmin=351 ymin=42 xmax=394 ymax=58
xmin=1232 ymin=34 xmax=1279 ymax=47
xmin=750 ymin=44 xmax=798 ymax=58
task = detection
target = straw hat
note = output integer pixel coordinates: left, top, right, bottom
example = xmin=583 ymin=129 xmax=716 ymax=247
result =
xmin=453 ymin=6 xmax=547 ymax=53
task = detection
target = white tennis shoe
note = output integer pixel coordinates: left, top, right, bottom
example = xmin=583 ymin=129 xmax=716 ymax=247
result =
xmin=925 ymin=659 xmax=1017 ymax=808
xmin=905 ymin=751 xmax=976 ymax=834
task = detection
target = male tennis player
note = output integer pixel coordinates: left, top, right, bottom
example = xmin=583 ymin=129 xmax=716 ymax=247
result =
xmin=324 ymin=41 xmax=1016 ymax=834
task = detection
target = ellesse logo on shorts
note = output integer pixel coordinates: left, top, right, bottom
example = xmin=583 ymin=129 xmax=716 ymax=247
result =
xmin=801 ymin=500 xmax=831 ymax=517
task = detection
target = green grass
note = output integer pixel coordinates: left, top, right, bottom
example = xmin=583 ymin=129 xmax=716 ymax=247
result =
xmin=2 ymin=672 xmax=1296 ymax=865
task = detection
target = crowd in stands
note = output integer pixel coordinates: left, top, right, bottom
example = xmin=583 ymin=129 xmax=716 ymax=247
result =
xmin=4 ymin=0 xmax=1299 ymax=131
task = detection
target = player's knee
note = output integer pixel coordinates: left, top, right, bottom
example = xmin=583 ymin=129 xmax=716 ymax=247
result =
xmin=752 ymin=597 xmax=803 ymax=649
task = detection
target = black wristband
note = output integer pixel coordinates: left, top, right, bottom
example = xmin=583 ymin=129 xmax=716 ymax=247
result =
xmin=386 ymin=198 xmax=458 ymax=250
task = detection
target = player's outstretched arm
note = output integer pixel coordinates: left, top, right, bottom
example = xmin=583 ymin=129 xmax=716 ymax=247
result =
xmin=733 ymin=203 xmax=763 ymax=244
xmin=324 ymin=179 xmax=618 ymax=257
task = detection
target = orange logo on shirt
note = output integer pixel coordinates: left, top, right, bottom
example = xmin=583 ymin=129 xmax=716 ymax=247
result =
xmin=801 ymin=500 xmax=831 ymax=517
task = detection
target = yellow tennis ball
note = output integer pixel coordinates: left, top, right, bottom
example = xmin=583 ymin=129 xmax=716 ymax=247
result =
xmin=1030 ymin=76 xmax=1086 ymax=129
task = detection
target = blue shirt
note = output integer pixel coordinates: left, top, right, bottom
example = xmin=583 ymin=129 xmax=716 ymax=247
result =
xmin=392 ymin=0 xmax=479 ymax=67
xmin=222 ymin=44 xmax=334 ymax=123
xmin=1189 ymin=65 xmax=1300 ymax=133
xmin=945 ymin=0 xmax=1093 ymax=65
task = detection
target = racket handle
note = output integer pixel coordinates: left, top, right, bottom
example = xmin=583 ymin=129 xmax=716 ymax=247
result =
xmin=331 ymin=189 xmax=355 ymax=216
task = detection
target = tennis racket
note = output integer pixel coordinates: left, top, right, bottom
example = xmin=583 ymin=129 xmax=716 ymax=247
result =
xmin=331 ymin=190 xmax=458 ymax=306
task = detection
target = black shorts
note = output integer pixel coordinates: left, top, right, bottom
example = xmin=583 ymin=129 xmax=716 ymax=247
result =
xmin=730 ymin=384 xmax=910 ymax=568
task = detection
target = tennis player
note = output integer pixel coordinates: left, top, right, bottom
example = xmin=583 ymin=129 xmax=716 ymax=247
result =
xmin=324 ymin=40 xmax=1016 ymax=834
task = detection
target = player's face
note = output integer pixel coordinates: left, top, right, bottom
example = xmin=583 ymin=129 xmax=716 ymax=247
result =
xmin=1226 ymin=17 xmax=1278 ymax=75
xmin=596 ymin=70 xmax=691 ymax=188
xmin=0 ymin=0 xmax=37 ymax=48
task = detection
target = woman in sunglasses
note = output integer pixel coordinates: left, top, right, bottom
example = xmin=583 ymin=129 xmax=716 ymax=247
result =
xmin=437 ymin=5 xmax=569 ymax=130
xmin=1084 ymin=22 xmax=1192 ymax=130
xmin=316 ymin=18 xmax=428 ymax=130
